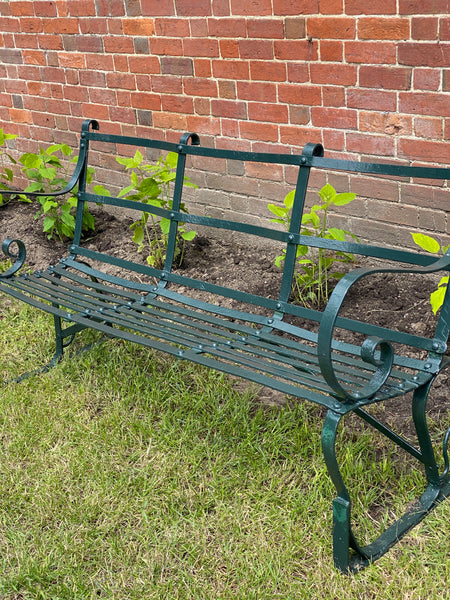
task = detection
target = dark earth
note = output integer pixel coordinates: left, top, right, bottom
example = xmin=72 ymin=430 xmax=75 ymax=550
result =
xmin=1 ymin=198 xmax=449 ymax=438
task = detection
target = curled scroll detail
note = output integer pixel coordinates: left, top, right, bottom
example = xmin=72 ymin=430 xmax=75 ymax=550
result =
xmin=0 ymin=239 xmax=26 ymax=278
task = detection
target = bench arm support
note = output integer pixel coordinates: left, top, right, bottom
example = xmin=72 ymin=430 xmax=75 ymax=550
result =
xmin=317 ymin=254 xmax=450 ymax=401
xmin=0 ymin=239 xmax=27 ymax=278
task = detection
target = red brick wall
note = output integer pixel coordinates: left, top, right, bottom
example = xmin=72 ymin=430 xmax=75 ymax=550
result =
xmin=0 ymin=1 xmax=449 ymax=243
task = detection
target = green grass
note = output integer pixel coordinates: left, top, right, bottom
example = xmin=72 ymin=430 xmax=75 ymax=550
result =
xmin=0 ymin=298 xmax=450 ymax=599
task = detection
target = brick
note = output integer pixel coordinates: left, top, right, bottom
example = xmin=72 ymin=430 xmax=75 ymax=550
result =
xmin=211 ymin=99 xmax=247 ymax=118
xmin=155 ymin=18 xmax=190 ymax=37
xmin=280 ymin=125 xmax=322 ymax=148
xmin=237 ymin=81 xmax=277 ymax=102
xmin=323 ymin=86 xmax=345 ymax=107
xmin=190 ymin=18 xmax=208 ymax=37
xmin=186 ymin=115 xmax=221 ymax=135
xmin=10 ymin=2 xmax=34 ymax=16
xmin=273 ymin=0 xmax=319 ymax=16
xmin=358 ymin=18 xmax=409 ymax=40
xmin=219 ymin=39 xmax=239 ymax=58
xmin=90 ymin=87 xmax=117 ymax=106
xmin=399 ymin=0 xmax=449 ymax=14
xmin=106 ymin=72 xmax=136 ymax=90
xmin=412 ymin=17 xmax=439 ymax=40
xmin=414 ymin=117 xmax=443 ymax=139
xmin=137 ymin=109 xmax=153 ymax=127
xmin=345 ymin=42 xmax=396 ymax=65
xmin=150 ymin=38 xmax=183 ymax=56
xmin=0 ymin=48 xmax=23 ymax=63
xmin=413 ymin=68 xmax=441 ymax=91
xmin=58 ymin=52 xmax=86 ymax=69
xmin=230 ymin=0 xmax=272 ymax=15
xmin=351 ymin=176 xmax=399 ymax=202
xmin=247 ymin=18 xmax=284 ymax=39
xmin=212 ymin=0 xmax=230 ymax=16
xmin=284 ymin=17 xmax=306 ymax=39
xmin=345 ymin=0 xmax=396 ymax=13
xmin=0 ymin=17 xmax=20 ymax=33
xmin=399 ymin=138 xmax=450 ymax=163
xmin=152 ymin=112 xmax=188 ymax=131
xmin=359 ymin=112 xmax=412 ymax=135
xmin=319 ymin=0 xmax=343 ymax=13
xmin=123 ymin=18 xmax=155 ymax=37
xmin=347 ymin=89 xmax=397 ymax=112
xmin=141 ymin=0 xmax=176 ymax=16
xmin=14 ymin=33 xmax=38 ymax=49
xmin=250 ymin=60 xmax=286 ymax=82
xmin=85 ymin=53 xmax=114 ymax=70
xmin=194 ymin=58 xmax=212 ymax=77
xmin=310 ymin=63 xmax=357 ymax=86
xmin=359 ymin=66 xmax=411 ymax=90
xmin=161 ymin=56 xmax=193 ymax=76
xmin=212 ymin=59 xmax=249 ymax=80
xmin=43 ymin=18 xmax=79 ymax=34
xmin=183 ymin=39 xmax=220 ymax=58
xmin=161 ymin=94 xmax=193 ymax=114
xmin=320 ymin=41 xmax=343 ymax=62
xmin=19 ymin=17 xmax=43 ymax=32
xmin=399 ymin=92 xmax=450 ymax=117
xmin=311 ymin=107 xmax=358 ymax=129
xmin=114 ymin=55 xmax=130 ymax=72
xmin=441 ymin=17 xmax=450 ymax=41
xmin=193 ymin=97 xmax=211 ymax=115
xmin=307 ymin=17 xmax=356 ymax=39
xmin=248 ymin=102 xmax=288 ymax=123
xmin=184 ymin=78 xmax=218 ymax=98
xmin=289 ymin=106 xmax=310 ymax=125
xmin=398 ymin=43 xmax=450 ymax=68
xmin=64 ymin=85 xmax=90 ymax=102
xmin=134 ymin=37 xmax=150 ymax=54
xmin=67 ymin=0 xmax=95 ymax=15
xmin=37 ymin=34 xmax=64 ymax=50
xmin=9 ymin=108 xmax=32 ymax=123
xmin=0 ymin=2 xmax=11 ymax=15
xmin=287 ymin=63 xmax=309 ymax=83
xmin=278 ymin=84 xmax=321 ymax=106
xmin=40 ymin=66 xmax=66 ymax=83
xmin=239 ymin=40 xmax=273 ymax=60
xmin=347 ymin=133 xmax=395 ymax=157
xmin=75 ymin=35 xmax=104 ymax=53
xmin=94 ymin=0 xmax=124 ymax=16
xmin=208 ymin=18 xmax=246 ymax=38
xmin=175 ymin=0 xmax=212 ymax=16
xmin=79 ymin=71 xmax=106 ymax=87
xmin=219 ymin=80 xmax=237 ymax=99
xmin=274 ymin=39 xmax=318 ymax=61
xmin=131 ymin=92 xmax=161 ymax=111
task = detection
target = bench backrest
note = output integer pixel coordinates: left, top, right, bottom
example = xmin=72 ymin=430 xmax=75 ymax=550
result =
xmin=70 ymin=119 xmax=450 ymax=359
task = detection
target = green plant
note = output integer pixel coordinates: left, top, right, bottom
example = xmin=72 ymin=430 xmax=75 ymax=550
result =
xmin=19 ymin=144 xmax=96 ymax=241
xmin=411 ymin=232 xmax=449 ymax=314
xmin=268 ymin=183 xmax=358 ymax=307
xmin=0 ymin=128 xmax=18 ymax=206
xmin=116 ymin=150 xmax=197 ymax=268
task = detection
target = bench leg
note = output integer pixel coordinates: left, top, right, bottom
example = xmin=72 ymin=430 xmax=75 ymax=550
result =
xmin=3 ymin=315 xmax=88 ymax=385
xmin=322 ymin=378 xmax=450 ymax=573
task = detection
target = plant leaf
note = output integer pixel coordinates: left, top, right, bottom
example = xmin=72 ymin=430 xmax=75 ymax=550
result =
xmin=411 ymin=232 xmax=440 ymax=254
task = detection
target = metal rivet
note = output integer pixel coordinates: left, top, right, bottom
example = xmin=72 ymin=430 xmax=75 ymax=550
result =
xmin=424 ymin=363 xmax=432 ymax=370
xmin=288 ymin=234 xmax=294 ymax=242
xmin=276 ymin=302 xmax=282 ymax=309
xmin=301 ymin=157 xmax=307 ymax=164
xmin=268 ymin=318 xmax=273 ymax=324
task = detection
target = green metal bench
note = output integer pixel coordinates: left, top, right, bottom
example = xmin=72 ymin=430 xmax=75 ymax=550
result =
xmin=1 ymin=119 xmax=449 ymax=573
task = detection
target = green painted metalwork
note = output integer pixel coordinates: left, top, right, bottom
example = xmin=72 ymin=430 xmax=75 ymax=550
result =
xmin=1 ymin=119 xmax=449 ymax=573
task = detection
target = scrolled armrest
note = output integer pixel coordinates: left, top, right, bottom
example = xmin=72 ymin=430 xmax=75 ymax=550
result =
xmin=0 ymin=238 xmax=26 ymax=278
xmin=317 ymin=254 xmax=450 ymax=401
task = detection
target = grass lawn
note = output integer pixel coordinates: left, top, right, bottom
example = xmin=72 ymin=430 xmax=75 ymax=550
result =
xmin=0 ymin=299 xmax=449 ymax=599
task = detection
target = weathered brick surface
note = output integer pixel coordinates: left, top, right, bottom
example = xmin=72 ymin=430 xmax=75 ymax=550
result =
xmin=0 ymin=3 xmax=448 ymax=246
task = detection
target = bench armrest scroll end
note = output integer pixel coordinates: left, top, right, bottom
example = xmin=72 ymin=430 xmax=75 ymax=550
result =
xmin=0 ymin=238 xmax=26 ymax=278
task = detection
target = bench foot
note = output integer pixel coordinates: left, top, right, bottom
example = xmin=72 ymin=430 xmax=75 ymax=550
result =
xmin=2 ymin=315 xmax=101 ymax=386
xmin=321 ymin=386 xmax=450 ymax=574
